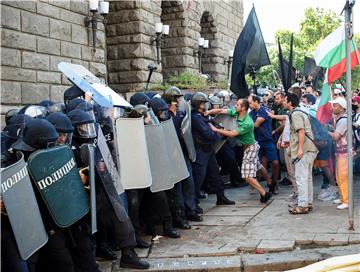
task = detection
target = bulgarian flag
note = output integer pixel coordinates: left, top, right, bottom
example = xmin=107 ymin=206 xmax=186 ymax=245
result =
xmin=314 ymin=25 xmax=360 ymax=124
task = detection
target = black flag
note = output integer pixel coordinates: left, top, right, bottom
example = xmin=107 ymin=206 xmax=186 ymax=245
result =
xmin=303 ymin=56 xmax=325 ymax=88
xmin=230 ymin=6 xmax=270 ymax=98
xmin=278 ymin=33 xmax=295 ymax=92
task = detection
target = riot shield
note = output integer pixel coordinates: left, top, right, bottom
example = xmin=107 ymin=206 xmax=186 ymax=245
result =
xmin=27 ymin=145 xmax=90 ymax=228
xmin=114 ymin=117 xmax=152 ymax=190
xmin=79 ymin=144 xmax=97 ymax=234
xmin=58 ymin=62 xmax=132 ymax=109
xmin=1 ymin=154 xmax=48 ymax=260
xmin=181 ymin=102 xmax=196 ymax=162
xmin=211 ymin=114 xmax=238 ymax=153
xmin=145 ymin=119 xmax=189 ymax=192
xmin=96 ymin=127 xmax=124 ymax=194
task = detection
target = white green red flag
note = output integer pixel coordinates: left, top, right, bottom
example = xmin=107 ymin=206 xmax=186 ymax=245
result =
xmin=314 ymin=25 xmax=360 ymax=124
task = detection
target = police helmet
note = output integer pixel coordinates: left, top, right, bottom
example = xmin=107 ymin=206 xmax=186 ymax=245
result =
xmin=209 ymin=96 xmax=222 ymax=106
xmin=46 ymin=112 xmax=74 ymax=145
xmin=216 ymin=90 xmax=230 ymax=100
xmin=38 ymin=100 xmax=55 ymax=107
xmin=46 ymin=112 xmax=74 ymax=133
xmin=145 ymin=92 xmax=161 ymax=99
xmin=148 ymin=97 xmax=169 ymax=120
xmin=183 ymin=93 xmax=193 ymax=101
xmin=191 ymin=92 xmax=209 ymax=110
xmin=23 ymin=105 xmax=48 ymax=119
xmin=230 ymin=93 xmax=238 ymax=100
xmin=64 ymin=86 xmax=84 ymax=105
xmin=5 ymin=109 xmax=19 ymax=126
xmin=162 ymin=86 xmax=183 ymax=104
xmin=65 ymin=98 xmax=84 ymax=113
xmin=67 ymin=109 xmax=96 ymax=139
xmin=129 ymin=92 xmax=150 ymax=107
xmin=134 ymin=104 xmax=150 ymax=115
xmin=12 ymin=119 xmax=58 ymax=152
xmin=4 ymin=114 xmax=33 ymax=140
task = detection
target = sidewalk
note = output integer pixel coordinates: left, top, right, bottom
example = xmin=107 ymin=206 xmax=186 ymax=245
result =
xmin=99 ymin=175 xmax=360 ymax=271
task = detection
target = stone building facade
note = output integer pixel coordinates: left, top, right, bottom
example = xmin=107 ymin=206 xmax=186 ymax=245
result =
xmin=1 ymin=0 xmax=243 ymax=121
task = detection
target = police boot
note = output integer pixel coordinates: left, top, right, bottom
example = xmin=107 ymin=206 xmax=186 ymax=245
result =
xmin=120 ymin=247 xmax=150 ymax=270
xmin=163 ymin=220 xmax=180 ymax=238
xmin=173 ymin=209 xmax=191 ymax=230
xmin=96 ymin=242 xmax=118 ymax=260
xmin=136 ymin=236 xmax=151 ymax=249
xmin=216 ymin=193 xmax=235 ymax=205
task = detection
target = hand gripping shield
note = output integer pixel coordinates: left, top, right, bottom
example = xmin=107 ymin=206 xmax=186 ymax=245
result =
xmin=1 ymin=153 xmax=48 ymax=260
xmin=211 ymin=114 xmax=238 ymax=153
xmin=180 ymin=102 xmax=197 ymax=162
xmin=58 ymin=62 xmax=132 ymax=109
xmin=114 ymin=117 xmax=152 ymax=190
xmin=27 ymin=145 xmax=90 ymax=228
xmin=145 ymin=119 xmax=189 ymax=192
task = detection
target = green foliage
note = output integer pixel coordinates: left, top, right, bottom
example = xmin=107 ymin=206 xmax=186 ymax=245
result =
xmin=167 ymin=72 xmax=208 ymax=90
xmin=259 ymin=7 xmax=349 ymax=88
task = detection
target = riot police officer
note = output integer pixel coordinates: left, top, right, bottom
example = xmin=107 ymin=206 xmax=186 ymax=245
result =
xmin=190 ymin=92 xmax=235 ymax=206
xmin=67 ymin=109 xmax=150 ymax=269
xmin=46 ymin=112 xmax=74 ymax=146
xmin=63 ymin=86 xmax=84 ymax=105
xmin=162 ymin=87 xmax=203 ymax=225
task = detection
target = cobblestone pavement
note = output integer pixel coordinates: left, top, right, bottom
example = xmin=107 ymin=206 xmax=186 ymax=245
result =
xmin=98 ymin=175 xmax=360 ymax=271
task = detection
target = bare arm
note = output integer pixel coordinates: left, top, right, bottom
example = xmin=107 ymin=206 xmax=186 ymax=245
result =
xmin=297 ymin=128 xmax=305 ymax=159
xmin=205 ymin=108 xmax=228 ymax=116
xmin=267 ymin=111 xmax=287 ymax=121
xmin=328 ymin=131 xmax=342 ymax=141
xmin=209 ymin=123 xmax=238 ymax=138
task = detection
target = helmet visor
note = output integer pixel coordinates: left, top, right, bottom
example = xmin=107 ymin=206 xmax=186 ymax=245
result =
xmin=113 ymin=107 xmax=125 ymax=119
xmin=24 ymin=106 xmax=48 ymax=118
xmin=77 ymin=123 xmax=96 ymax=138
xmin=56 ymin=132 xmax=73 ymax=146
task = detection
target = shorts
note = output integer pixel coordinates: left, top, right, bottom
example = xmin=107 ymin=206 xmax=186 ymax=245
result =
xmin=241 ymin=143 xmax=262 ymax=178
xmin=259 ymin=141 xmax=279 ymax=161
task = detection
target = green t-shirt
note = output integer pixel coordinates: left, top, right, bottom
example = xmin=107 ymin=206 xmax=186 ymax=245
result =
xmin=227 ymin=108 xmax=255 ymax=145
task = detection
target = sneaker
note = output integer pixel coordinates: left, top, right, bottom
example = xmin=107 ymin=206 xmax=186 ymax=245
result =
xmin=337 ymin=203 xmax=349 ymax=210
xmin=322 ymin=189 xmax=339 ymax=202
xmin=317 ymin=188 xmax=331 ymax=200
xmin=333 ymin=199 xmax=341 ymax=204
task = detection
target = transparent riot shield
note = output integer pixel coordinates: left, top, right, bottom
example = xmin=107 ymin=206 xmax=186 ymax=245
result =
xmin=58 ymin=62 xmax=132 ymax=109
xmin=27 ymin=145 xmax=90 ymax=228
xmin=145 ymin=119 xmax=189 ymax=192
xmin=211 ymin=114 xmax=238 ymax=153
xmin=181 ymin=102 xmax=197 ymax=162
xmin=1 ymin=153 xmax=48 ymax=260
xmin=114 ymin=117 xmax=152 ymax=190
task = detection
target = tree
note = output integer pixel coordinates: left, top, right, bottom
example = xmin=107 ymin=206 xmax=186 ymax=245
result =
xmin=255 ymin=7 xmax=345 ymax=89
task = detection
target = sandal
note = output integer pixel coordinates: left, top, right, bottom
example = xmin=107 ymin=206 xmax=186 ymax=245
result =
xmin=308 ymin=203 xmax=313 ymax=211
xmin=289 ymin=206 xmax=309 ymax=214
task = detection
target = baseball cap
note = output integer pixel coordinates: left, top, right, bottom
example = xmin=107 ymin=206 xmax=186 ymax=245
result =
xmin=330 ymin=97 xmax=347 ymax=109
xmin=334 ymin=89 xmax=343 ymax=95
xmin=352 ymin=96 xmax=360 ymax=103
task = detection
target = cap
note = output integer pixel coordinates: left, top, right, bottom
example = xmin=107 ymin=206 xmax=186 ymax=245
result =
xmin=330 ymin=97 xmax=347 ymax=109
xmin=334 ymin=89 xmax=343 ymax=95
xmin=352 ymin=96 xmax=360 ymax=103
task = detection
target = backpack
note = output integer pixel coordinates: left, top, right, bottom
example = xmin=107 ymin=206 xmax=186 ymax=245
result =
xmin=289 ymin=109 xmax=331 ymax=149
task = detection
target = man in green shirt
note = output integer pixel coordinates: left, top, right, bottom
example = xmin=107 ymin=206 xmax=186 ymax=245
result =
xmin=206 ymin=99 xmax=273 ymax=203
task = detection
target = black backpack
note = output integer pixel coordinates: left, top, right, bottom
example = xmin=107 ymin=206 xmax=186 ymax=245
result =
xmin=289 ymin=109 xmax=332 ymax=149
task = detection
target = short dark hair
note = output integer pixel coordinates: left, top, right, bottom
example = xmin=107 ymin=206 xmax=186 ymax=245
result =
xmin=288 ymin=87 xmax=302 ymax=99
xmin=249 ymin=94 xmax=261 ymax=104
xmin=240 ymin=99 xmax=249 ymax=111
xmin=275 ymin=91 xmax=285 ymax=98
xmin=286 ymin=93 xmax=300 ymax=107
xmin=303 ymin=94 xmax=316 ymax=105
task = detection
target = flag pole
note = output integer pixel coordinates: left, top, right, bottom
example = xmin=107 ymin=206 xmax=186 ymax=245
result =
xmin=344 ymin=0 xmax=355 ymax=231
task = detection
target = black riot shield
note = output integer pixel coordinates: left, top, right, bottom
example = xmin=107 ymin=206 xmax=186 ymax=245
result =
xmin=96 ymin=127 xmax=124 ymax=194
xmin=94 ymin=143 xmax=129 ymax=223
xmin=79 ymin=144 xmax=97 ymax=234
xmin=1 ymin=154 xmax=48 ymax=260
xmin=145 ymin=119 xmax=189 ymax=192
xmin=27 ymin=145 xmax=90 ymax=228
xmin=181 ymin=102 xmax=197 ymax=162
xmin=211 ymin=114 xmax=238 ymax=153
